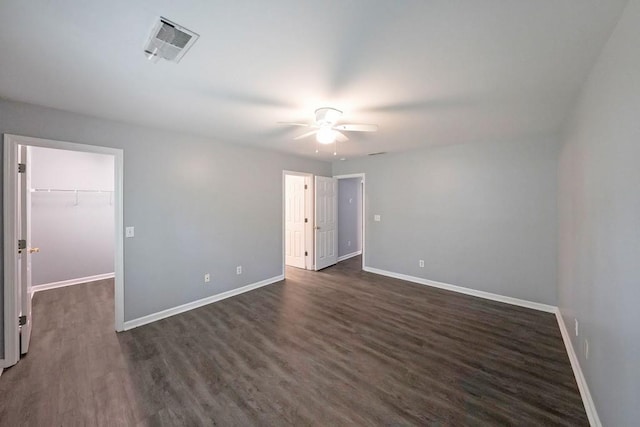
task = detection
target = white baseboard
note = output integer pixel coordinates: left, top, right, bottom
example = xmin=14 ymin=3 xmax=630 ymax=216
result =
xmin=337 ymin=250 xmax=362 ymax=262
xmin=555 ymin=309 xmax=601 ymax=427
xmin=32 ymin=273 xmax=115 ymax=293
xmin=123 ymin=274 xmax=285 ymax=331
xmin=363 ymin=266 xmax=557 ymax=313
xmin=362 ymin=265 xmax=600 ymax=424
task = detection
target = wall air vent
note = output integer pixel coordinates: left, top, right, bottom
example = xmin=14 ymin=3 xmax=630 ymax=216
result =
xmin=144 ymin=17 xmax=199 ymax=63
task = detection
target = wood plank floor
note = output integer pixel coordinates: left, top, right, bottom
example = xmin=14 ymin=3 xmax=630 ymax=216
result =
xmin=0 ymin=257 xmax=588 ymax=426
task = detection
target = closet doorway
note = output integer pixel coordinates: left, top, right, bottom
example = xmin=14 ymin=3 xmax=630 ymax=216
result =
xmin=30 ymin=147 xmax=116 ymax=293
xmin=2 ymin=134 xmax=124 ymax=369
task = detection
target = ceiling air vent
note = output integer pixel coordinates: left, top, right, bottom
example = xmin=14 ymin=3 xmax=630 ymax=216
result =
xmin=144 ymin=17 xmax=199 ymax=63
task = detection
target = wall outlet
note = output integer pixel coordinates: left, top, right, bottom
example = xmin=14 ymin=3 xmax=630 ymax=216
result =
xmin=125 ymin=226 xmax=135 ymax=238
xmin=575 ymin=319 xmax=579 ymax=337
xmin=236 ymin=266 xmax=242 ymax=275
xmin=374 ymin=214 xmax=381 ymax=222
xmin=585 ymin=339 xmax=589 ymax=360
xmin=204 ymin=273 xmax=211 ymax=283
xmin=419 ymin=260 xmax=425 ymax=268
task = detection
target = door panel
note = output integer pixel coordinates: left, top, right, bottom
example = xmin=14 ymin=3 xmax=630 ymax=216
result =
xmin=314 ymin=176 xmax=337 ymax=270
xmin=285 ymin=175 xmax=306 ymax=268
xmin=19 ymin=145 xmax=33 ymax=354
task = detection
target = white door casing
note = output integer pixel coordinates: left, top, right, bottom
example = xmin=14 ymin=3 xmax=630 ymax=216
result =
xmin=3 ymin=134 xmax=125 ymax=369
xmin=285 ymin=175 xmax=306 ymax=269
xmin=314 ymin=176 xmax=338 ymax=270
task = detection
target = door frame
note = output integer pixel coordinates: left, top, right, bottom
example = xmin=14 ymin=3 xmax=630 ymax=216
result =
xmin=334 ymin=173 xmax=366 ymax=270
xmin=2 ymin=134 xmax=125 ymax=368
xmin=282 ymin=170 xmax=314 ymax=274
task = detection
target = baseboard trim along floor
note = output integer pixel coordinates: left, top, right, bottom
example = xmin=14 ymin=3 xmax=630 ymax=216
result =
xmin=337 ymin=250 xmax=362 ymax=262
xmin=32 ymin=272 xmax=115 ymax=293
xmin=363 ymin=265 xmax=600 ymax=427
xmin=123 ymin=274 xmax=285 ymax=330
xmin=119 ymin=263 xmax=598 ymax=425
xmin=363 ymin=266 xmax=556 ymax=313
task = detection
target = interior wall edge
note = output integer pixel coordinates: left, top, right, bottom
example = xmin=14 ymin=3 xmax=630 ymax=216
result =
xmin=555 ymin=308 xmax=602 ymax=427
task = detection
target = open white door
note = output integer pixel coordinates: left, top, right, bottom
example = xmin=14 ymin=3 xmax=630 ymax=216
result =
xmin=18 ymin=145 xmax=33 ymax=354
xmin=285 ymin=175 xmax=306 ymax=269
xmin=314 ymin=176 xmax=337 ymax=270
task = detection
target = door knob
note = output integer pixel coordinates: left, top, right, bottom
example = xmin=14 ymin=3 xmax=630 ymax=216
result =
xmin=28 ymin=247 xmax=40 ymax=254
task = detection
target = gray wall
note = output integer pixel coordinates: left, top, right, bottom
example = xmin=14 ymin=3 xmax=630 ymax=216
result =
xmin=338 ymin=177 xmax=362 ymax=257
xmin=30 ymin=147 xmax=115 ymax=285
xmin=0 ymin=98 xmax=331 ymax=358
xmin=557 ymin=0 xmax=640 ymax=424
xmin=333 ymin=137 xmax=559 ymax=305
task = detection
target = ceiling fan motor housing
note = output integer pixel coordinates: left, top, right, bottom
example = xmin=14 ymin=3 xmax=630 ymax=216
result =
xmin=315 ymin=107 xmax=342 ymax=126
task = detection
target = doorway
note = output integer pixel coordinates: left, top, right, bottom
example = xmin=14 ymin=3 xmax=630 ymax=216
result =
xmin=282 ymin=171 xmax=366 ymax=276
xmin=29 ymin=147 xmax=115 ymax=293
xmin=335 ymin=173 xmax=365 ymax=270
xmin=2 ymin=134 xmax=124 ymax=369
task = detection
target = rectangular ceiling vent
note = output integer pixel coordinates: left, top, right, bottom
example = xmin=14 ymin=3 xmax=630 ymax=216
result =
xmin=144 ymin=17 xmax=199 ymax=63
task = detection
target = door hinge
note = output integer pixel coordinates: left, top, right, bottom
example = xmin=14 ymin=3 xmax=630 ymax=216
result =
xmin=305 ymin=251 xmax=308 ymax=256
xmin=19 ymin=315 xmax=26 ymax=326
xmin=304 ymin=218 xmax=308 ymax=223
xmin=18 ymin=239 xmax=26 ymax=250
xmin=304 ymin=184 xmax=308 ymax=190
xmin=18 ymin=163 xmax=26 ymax=173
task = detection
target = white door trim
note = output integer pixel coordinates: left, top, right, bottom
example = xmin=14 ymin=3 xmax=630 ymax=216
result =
xmin=334 ymin=173 xmax=366 ymax=270
xmin=282 ymin=171 xmax=314 ymax=274
xmin=2 ymin=134 xmax=125 ymax=368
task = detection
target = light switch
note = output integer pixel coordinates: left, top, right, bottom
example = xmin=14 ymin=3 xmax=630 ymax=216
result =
xmin=125 ymin=226 xmax=135 ymax=238
xmin=374 ymin=215 xmax=381 ymax=222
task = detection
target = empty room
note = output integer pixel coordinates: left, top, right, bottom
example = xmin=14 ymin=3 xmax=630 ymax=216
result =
xmin=1 ymin=1 xmax=638 ymax=426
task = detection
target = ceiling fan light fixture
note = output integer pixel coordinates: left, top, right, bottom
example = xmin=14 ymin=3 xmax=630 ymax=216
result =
xmin=316 ymin=127 xmax=336 ymax=144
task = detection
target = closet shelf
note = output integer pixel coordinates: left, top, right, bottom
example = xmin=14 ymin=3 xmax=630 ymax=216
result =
xmin=30 ymin=188 xmax=114 ymax=206
xmin=31 ymin=189 xmax=113 ymax=193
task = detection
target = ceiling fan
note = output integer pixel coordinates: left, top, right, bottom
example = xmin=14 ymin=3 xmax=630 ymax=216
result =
xmin=279 ymin=107 xmax=378 ymax=147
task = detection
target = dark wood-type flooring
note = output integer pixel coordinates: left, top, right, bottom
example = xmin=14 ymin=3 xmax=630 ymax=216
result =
xmin=0 ymin=257 xmax=588 ymax=426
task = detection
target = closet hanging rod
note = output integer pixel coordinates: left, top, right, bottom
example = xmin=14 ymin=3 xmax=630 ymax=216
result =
xmin=30 ymin=189 xmax=114 ymax=193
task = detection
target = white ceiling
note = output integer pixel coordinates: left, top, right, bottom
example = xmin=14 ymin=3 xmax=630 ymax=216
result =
xmin=0 ymin=0 xmax=628 ymax=159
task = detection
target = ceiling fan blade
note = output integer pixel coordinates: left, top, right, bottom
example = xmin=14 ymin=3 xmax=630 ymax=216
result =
xmin=294 ymin=130 xmax=319 ymax=140
xmin=277 ymin=122 xmax=311 ymax=127
xmin=335 ymin=131 xmax=349 ymax=142
xmin=334 ymin=124 xmax=378 ymax=132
